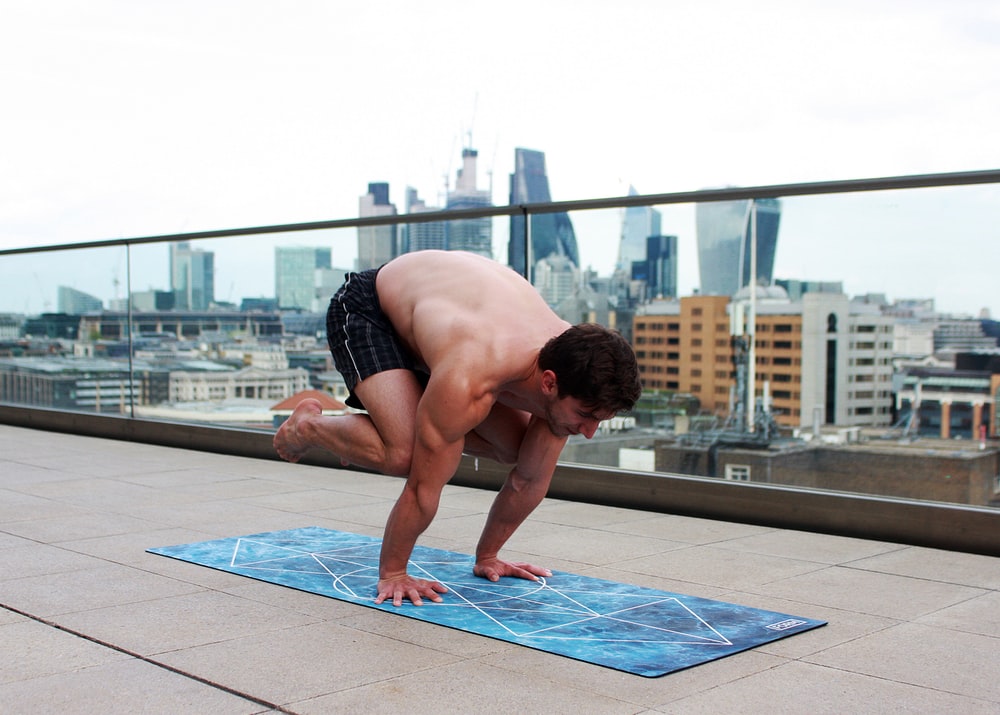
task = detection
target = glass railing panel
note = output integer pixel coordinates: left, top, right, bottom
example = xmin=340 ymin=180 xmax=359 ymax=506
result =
xmin=555 ymin=186 xmax=1000 ymax=511
xmin=1 ymin=178 xmax=995 ymax=515
xmin=547 ymin=204 xmax=689 ymax=471
xmin=0 ymin=244 xmax=136 ymax=414
xmin=120 ymin=228 xmax=358 ymax=428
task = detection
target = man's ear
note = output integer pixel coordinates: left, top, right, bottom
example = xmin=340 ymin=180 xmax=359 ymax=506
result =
xmin=540 ymin=369 xmax=559 ymax=396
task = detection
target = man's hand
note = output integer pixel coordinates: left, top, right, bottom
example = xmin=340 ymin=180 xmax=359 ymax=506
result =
xmin=375 ymin=574 xmax=448 ymax=607
xmin=474 ymin=556 xmax=552 ymax=583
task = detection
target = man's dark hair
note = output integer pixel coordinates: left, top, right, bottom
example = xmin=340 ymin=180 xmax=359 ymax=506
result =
xmin=538 ymin=323 xmax=642 ymax=413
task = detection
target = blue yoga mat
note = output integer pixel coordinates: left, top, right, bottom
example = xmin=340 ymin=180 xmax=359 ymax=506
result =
xmin=149 ymin=526 xmax=825 ymax=677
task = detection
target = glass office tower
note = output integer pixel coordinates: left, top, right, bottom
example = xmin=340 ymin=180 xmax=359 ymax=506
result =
xmin=507 ymin=148 xmax=579 ymax=278
xmin=617 ymin=186 xmax=662 ymax=273
xmin=275 ymin=246 xmax=332 ymax=311
xmin=696 ymin=197 xmax=781 ymax=296
xmin=640 ymin=234 xmax=679 ymax=299
xmin=170 ymin=241 xmax=215 ymax=310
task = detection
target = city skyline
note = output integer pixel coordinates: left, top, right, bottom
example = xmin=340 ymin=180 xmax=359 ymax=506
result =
xmin=1 ymin=163 xmax=995 ymax=320
xmin=4 ymin=183 xmax=994 ymax=322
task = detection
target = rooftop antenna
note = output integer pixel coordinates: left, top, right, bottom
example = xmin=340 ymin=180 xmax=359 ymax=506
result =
xmin=467 ymin=92 xmax=478 ymax=150
xmin=111 ymin=245 xmax=126 ymax=301
xmin=487 ymin=135 xmax=499 ymax=203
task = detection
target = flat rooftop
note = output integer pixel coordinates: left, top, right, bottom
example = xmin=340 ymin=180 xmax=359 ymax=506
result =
xmin=2 ymin=424 xmax=998 ymax=713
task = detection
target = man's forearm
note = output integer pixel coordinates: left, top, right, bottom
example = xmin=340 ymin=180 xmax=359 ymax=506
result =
xmin=379 ymin=485 xmax=436 ymax=578
xmin=475 ymin=468 xmax=551 ymax=560
xmin=378 ymin=434 xmax=463 ymax=578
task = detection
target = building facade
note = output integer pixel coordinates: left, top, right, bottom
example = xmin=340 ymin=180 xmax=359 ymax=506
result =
xmin=79 ymin=310 xmax=284 ymax=341
xmin=894 ymin=352 xmax=1000 ymax=439
xmin=169 ymin=366 xmax=309 ymax=403
xmin=633 ymin=291 xmax=895 ymax=430
xmin=404 ymin=188 xmax=447 ymax=253
xmin=357 ymin=182 xmax=398 ymax=271
xmin=57 ymin=286 xmax=103 ymax=314
xmin=800 ymin=293 xmax=895 ymax=429
xmin=0 ymin=356 xmax=141 ymax=413
xmin=445 ymin=148 xmax=493 ymax=257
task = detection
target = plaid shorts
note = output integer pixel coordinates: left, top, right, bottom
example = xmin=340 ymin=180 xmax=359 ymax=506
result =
xmin=326 ymin=268 xmax=425 ymax=410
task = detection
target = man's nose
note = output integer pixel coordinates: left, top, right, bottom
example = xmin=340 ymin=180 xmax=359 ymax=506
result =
xmin=581 ymin=420 xmax=599 ymax=439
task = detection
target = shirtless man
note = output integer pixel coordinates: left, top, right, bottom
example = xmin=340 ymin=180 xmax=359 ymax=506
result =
xmin=274 ymin=250 xmax=641 ymax=606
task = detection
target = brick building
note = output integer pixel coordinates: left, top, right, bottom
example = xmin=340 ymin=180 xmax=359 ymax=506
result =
xmin=633 ymin=291 xmax=894 ymax=430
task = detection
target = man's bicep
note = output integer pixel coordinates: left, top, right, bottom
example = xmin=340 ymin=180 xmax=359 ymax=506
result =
xmin=407 ymin=373 xmax=493 ymax=489
xmin=417 ymin=372 xmax=495 ymax=446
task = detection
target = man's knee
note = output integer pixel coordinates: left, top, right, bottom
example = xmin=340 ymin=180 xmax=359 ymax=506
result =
xmin=382 ymin=444 xmax=414 ymax=477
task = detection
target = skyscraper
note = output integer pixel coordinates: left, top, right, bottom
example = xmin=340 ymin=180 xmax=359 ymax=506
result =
xmin=446 ymin=148 xmax=493 ymax=257
xmin=696 ymin=198 xmax=781 ymax=296
xmin=533 ymin=253 xmax=579 ymax=308
xmin=358 ymin=182 xmax=398 ymax=271
xmin=170 ymin=241 xmax=215 ymax=310
xmin=617 ymin=186 xmax=662 ymax=273
xmin=639 ymin=234 xmax=679 ymax=299
xmin=275 ymin=246 xmax=332 ymax=311
xmin=507 ymin=148 xmax=579 ymax=277
xmin=404 ymin=187 xmax=447 ymax=253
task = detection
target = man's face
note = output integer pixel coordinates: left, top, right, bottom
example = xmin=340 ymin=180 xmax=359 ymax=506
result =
xmin=544 ymin=395 xmax=612 ymax=439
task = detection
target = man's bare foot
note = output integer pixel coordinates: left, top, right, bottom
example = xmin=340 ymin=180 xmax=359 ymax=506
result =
xmin=274 ymin=398 xmax=323 ymax=462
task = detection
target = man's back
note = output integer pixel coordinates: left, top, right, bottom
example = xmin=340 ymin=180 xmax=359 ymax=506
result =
xmin=376 ymin=251 xmax=569 ymax=388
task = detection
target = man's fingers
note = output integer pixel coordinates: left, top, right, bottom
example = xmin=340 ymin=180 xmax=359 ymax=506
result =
xmin=376 ymin=577 xmax=447 ymax=607
xmin=518 ymin=562 xmax=553 ymax=578
xmin=505 ymin=561 xmax=551 ymax=580
xmin=475 ymin=558 xmax=552 ymax=583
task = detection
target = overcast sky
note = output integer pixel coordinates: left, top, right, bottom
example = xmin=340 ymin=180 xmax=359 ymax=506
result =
xmin=2 ymin=0 xmax=998 ymax=316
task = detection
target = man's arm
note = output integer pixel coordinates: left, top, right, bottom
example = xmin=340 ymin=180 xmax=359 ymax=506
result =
xmin=375 ymin=371 xmax=495 ymax=606
xmin=474 ymin=416 xmax=567 ymax=581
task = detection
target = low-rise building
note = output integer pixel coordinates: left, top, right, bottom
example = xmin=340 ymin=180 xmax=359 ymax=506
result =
xmin=633 ymin=290 xmax=895 ymax=430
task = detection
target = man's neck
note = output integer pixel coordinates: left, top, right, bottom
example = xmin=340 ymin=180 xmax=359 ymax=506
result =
xmin=496 ymin=364 xmax=546 ymax=416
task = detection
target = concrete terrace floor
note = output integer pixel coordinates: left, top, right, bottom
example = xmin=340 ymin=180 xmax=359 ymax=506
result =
xmin=1 ymin=424 xmax=998 ymax=715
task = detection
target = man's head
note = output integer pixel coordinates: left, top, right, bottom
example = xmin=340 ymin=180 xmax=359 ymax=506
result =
xmin=538 ymin=323 xmax=642 ymax=415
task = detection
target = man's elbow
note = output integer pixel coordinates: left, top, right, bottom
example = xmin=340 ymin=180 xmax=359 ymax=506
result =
xmin=506 ymin=467 xmax=546 ymax=496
